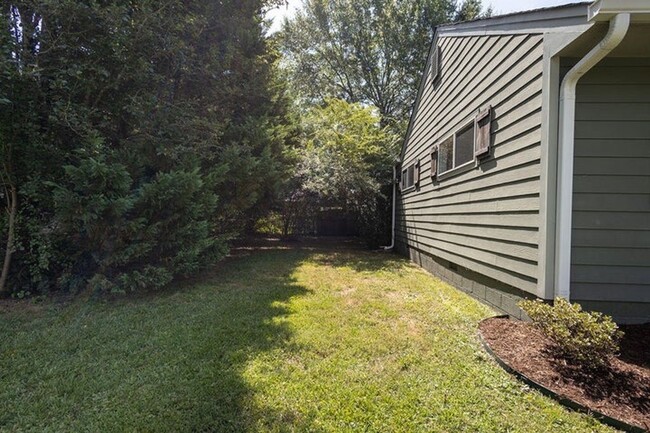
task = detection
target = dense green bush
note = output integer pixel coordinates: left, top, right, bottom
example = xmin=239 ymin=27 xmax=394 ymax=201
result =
xmin=50 ymin=160 xmax=226 ymax=293
xmin=519 ymin=298 xmax=623 ymax=369
xmin=279 ymin=99 xmax=399 ymax=246
xmin=0 ymin=1 xmax=291 ymax=296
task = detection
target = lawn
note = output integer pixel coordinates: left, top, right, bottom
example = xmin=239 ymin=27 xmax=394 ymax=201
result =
xmin=0 ymin=241 xmax=615 ymax=432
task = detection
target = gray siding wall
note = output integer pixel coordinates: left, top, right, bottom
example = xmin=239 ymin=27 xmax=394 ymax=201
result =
xmin=571 ymin=57 xmax=650 ymax=320
xmin=396 ymin=33 xmax=545 ymax=295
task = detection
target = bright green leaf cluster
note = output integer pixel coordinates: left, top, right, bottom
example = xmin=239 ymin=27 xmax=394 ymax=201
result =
xmin=519 ymin=297 xmax=623 ymax=369
xmin=279 ymin=99 xmax=399 ymax=246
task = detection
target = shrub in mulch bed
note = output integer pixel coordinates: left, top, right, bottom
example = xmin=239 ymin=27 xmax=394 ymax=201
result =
xmin=479 ymin=317 xmax=650 ymax=432
xmin=519 ymin=298 xmax=623 ymax=370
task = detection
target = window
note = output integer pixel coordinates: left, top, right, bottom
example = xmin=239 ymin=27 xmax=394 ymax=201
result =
xmin=400 ymin=160 xmax=420 ymax=192
xmin=437 ymin=122 xmax=475 ymax=175
xmin=401 ymin=166 xmax=412 ymax=190
xmin=438 ymin=136 xmax=453 ymax=174
xmin=431 ymin=108 xmax=492 ymax=181
xmin=455 ymin=123 xmax=474 ymax=167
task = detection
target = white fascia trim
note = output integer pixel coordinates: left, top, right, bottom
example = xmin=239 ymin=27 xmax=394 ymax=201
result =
xmin=589 ymin=0 xmax=650 ymax=21
xmin=438 ymin=24 xmax=592 ymax=38
xmin=554 ymin=13 xmax=630 ymax=300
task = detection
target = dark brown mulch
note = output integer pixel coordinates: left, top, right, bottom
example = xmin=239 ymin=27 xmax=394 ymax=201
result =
xmin=479 ymin=317 xmax=650 ymax=431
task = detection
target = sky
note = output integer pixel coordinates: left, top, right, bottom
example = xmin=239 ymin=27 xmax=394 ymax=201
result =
xmin=265 ymin=0 xmax=578 ymax=33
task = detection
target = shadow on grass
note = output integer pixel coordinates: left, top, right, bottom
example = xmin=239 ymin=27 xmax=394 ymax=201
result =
xmin=309 ymin=250 xmax=411 ymax=274
xmin=0 ymin=250 xmax=320 ymax=432
xmin=178 ymin=252 xmax=314 ymax=432
xmin=227 ymin=236 xmax=410 ymax=275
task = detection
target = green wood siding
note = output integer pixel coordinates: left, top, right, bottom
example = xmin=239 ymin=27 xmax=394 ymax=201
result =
xmin=571 ymin=58 xmax=650 ymax=306
xmin=397 ymin=33 xmax=545 ymax=294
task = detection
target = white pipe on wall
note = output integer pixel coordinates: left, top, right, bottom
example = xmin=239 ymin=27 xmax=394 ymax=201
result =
xmin=554 ymin=13 xmax=630 ymax=299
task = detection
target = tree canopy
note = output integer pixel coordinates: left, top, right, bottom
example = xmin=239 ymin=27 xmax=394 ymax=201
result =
xmin=1 ymin=0 xmax=492 ymax=296
xmin=278 ymin=99 xmax=398 ymax=243
xmin=275 ymin=0 xmax=490 ymax=246
xmin=0 ymin=0 xmax=292 ymax=295
xmin=280 ymin=0 xmax=489 ymax=130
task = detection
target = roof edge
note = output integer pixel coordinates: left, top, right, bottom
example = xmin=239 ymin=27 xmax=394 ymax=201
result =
xmin=589 ymin=0 xmax=650 ymax=20
xmin=438 ymin=2 xmax=591 ymax=35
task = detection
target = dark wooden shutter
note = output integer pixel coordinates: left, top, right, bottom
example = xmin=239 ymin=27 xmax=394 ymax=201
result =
xmin=474 ymin=107 xmax=492 ymax=158
xmin=430 ymin=146 xmax=438 ymax=178
xmin=414 ymin=159 xmax=420 ymax=187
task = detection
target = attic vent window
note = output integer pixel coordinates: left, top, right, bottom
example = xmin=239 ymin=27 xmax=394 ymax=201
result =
xmin=430 ymin=44 xmax=441 ymax=83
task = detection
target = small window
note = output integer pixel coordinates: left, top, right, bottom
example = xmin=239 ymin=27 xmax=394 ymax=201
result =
xmin=455 ymin=123 xmax=475 ymax=167
xmin=438 ymin=136 xmax=453 ymax=174
xmin=400 ymin=160 xmax=420 ymax=192
xmin=437 ymin=121 xmax=476 ymax=176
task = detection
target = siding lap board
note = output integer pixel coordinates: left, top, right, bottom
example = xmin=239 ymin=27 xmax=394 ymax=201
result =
xmin=397 ymin=33 xmax=545 ymax=295
xmin=571 ymin=59 xmax=650 ymax=305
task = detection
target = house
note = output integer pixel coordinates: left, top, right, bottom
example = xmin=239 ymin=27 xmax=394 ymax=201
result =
xmin=393 ymin=0 xmax=650 ymax=323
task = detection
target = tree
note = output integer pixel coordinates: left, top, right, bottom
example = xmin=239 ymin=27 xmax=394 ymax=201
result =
xmin=0 ymin=1 xmax=292 ymax=295
xmin=280 ymin=99 xmax=398 ymax=245
xmin=280 ymin=0 xmax=489 ymax=131
xmin=0 ymin=4 xmax=44 ymax=295
xmin=455 ymin=0 xmax=492 ymax=22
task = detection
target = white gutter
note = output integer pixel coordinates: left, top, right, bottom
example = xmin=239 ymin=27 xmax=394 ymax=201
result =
xmin=554 ymin=12 xmax=630 ymax=299
xmin=588 ymin=0 xmax=650 ymax=21
xmin=382 ymin=164 xmax=398 ymax=251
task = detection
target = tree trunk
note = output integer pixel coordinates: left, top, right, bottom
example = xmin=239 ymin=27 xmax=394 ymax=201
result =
xmin=0 ymin=185 xmax=17 ymax=296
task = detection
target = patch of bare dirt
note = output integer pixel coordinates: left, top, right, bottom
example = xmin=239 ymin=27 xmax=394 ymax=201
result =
xmin=0 ymin=298 xmax=44 ymax=314
xmin=480 ymin=317 xmax=650 ymax=431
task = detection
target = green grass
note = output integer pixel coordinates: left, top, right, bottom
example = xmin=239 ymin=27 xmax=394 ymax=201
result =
xmin=0 ymin=245 xmax=615 ymax=432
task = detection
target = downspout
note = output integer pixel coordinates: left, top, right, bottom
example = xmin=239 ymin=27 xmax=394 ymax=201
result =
xmin=382 ymin=164 xmax=398 ymax=251
xmin=554 ymin=13 xmax=630 ymax=299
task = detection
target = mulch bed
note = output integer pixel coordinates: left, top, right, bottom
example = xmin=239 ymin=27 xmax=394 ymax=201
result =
xmin=479 ymin=317 xmax=650 ymax=431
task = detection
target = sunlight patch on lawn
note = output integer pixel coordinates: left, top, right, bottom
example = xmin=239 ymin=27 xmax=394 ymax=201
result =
xmin=0 ymin=247 xmax=614 ymax=432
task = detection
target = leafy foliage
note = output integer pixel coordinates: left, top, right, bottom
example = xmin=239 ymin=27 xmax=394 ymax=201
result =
xmin=0 ymin=1 xmax=292 ymax=294
xmin=277 ymin=0 xmax=489 ymax=247
xmin=519 ymin=298 xmax=623 ymax=370
xmin=280 ymin=0 xmax=489 ymax=130
xmin=280 ymin=99 xmax=398 ymax=246
xmin=454 ymin=0 xmax=492 ymax=22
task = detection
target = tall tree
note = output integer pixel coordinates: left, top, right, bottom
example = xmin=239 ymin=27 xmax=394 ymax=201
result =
xmin=0 ymin=4 xmax=44 ymax=295
xmin=280 ymin=0 xmax=488 ymax=131
xmin=280 ymin=99 xmax=399 ymax=245
xmin=455 ymin=0 xmax=492 ymax=22
xmin=0 ymin=0 xmax=292 ymax=295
